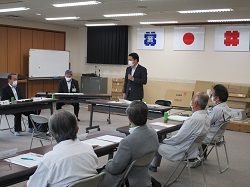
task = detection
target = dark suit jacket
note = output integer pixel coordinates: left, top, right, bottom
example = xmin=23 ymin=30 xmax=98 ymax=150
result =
xmin=58 ymin=78 xmax=80 ymax=93
xmin=123 ymin=64 xmax=147 ymax=101
xmin=1 ymin=84 xmax=22 ymax=101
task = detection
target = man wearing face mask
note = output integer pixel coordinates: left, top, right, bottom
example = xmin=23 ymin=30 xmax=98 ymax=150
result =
xmin=56 ymin=70 xmax=80 ymax=121
xmin=122 ymin=53 xmax=147 ymax=101
xmin=202 ymin=84 xmax=231 ymax=158
xmin=149 ymin=92 xmax=210 ymax=172
xmin=1 ymin=73 xmax=37 ymax=136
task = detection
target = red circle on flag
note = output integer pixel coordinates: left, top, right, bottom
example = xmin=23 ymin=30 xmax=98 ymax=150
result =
xmin=183 ymin=32 xmax=194 ymax=45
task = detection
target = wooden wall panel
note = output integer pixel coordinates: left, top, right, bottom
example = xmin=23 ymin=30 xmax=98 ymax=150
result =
xmin=55 ymin=32 xmax=65 ymax=50
xmin=32 ymin=30 xmax=44 ymax=49
xmin=8 ymin=27 xmax=21 ymax=73
xmin=21 ymin=29 xmax=33 ymax=76
xmin=44 ymin=31 xmax=55 ymax=50
xmin=43 ymin=80 xmax=54 ymax=93
xmin=0 ymin=26 xmax=8 ymax=72
xmin=28 ymin=80 xmax=44 ymax=97
xmin=53 ymin=79 xmax=60 ymax=93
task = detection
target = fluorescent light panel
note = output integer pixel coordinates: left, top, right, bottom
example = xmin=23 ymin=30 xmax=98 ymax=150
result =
xmin=45 ymin=17 xmax=80 ymax=20
xmin=140 ymin=21 xmax=178 ymax=24
xmin=208 ymin=19 xmax=250 ymax=22
xmin=178 ymin=8 xmax=233 ymax=14
xmin=104 ymin=13 xmax=146 ymax=17
xmin=85 ymin=23 xmax=117 ymax=26
xmin=0 ymin=7 xmax=29 ymax=13
xmin=53 ymin=1 xmax=101 ymax=7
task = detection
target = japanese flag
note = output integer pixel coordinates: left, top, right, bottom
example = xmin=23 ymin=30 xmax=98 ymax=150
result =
xmin=173 ymin=27 xmax=205 ymax=51
xmin=214 ymin=26 xmax=250 ymax=51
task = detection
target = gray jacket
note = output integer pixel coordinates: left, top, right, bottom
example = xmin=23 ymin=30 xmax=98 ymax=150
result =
xmin=204 ymin=102 xmax=231 ymax=143
xmin=101 ymin=125 xmax=159 ymax=187
xmin=158 ymin=110 xmax=210 ymax=161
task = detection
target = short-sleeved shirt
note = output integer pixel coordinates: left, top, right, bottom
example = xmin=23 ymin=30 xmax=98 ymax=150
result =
xmin=27 ymin=139 xmax=98 ymax=187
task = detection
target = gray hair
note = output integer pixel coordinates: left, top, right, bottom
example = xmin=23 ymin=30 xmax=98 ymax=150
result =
xmin=65 ymin=70 xmax=73 ymax=75
xmin=125 ymin=101 xmax=148 ymax=126
xmin=48 ymin=110 xmax=78 ymax=143
xmin=194 ymin=92 xmax=209 ymax=110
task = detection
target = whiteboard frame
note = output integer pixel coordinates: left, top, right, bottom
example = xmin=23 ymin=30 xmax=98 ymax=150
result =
xmin=28 ymin=49 xmax=70 ymax=78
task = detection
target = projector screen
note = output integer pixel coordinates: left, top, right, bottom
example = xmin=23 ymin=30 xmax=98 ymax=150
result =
xmin=29 ymin=49 xmax=70 ymax=78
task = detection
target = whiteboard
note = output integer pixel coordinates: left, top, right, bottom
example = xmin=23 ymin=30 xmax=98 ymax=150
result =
xmin=29 ymin=49 xmax=70 ymax=78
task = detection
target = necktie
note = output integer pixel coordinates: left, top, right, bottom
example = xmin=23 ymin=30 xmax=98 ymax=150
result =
xmin=12 ymin=87 xmax=19 ymax=100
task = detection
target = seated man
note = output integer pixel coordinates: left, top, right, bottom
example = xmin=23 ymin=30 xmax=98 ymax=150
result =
xmin=1 ymin=73 xmax=38 ymax=136
xmin=101 ymin=101 xmax=159 ymax=187
xmin=56 ymin=70 xmax=80 ymax=121
xmin=202 ymin=84 xmax=231 ymax=158
xmin=24 ymin=110 xmax=98 ymax=187
xmin=150 ymin=92 xmax=210 ymax=171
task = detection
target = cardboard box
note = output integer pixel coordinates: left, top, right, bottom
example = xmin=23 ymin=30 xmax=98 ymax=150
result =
xmin=111 ymin=88 xmax=123 ymax=93
xmin=227 ymin=84 xmax=250 ymax=95
xmin=228 ymin=97 xmax=250 ymax=102
xmin=194 ymin=81 xmax=213 ymax=94
xmin=112 ymin=85 xmax=124 ymax=90
xmin=165 ymin=90 xmax=193 ymax=108
xmin=112 ymin=78 xmax=124 ymax=83
xmin=227 ymin=118 xmax=250 ymax=132
xmin=112 ymin=82 xmax=124 ymax=86
xmin=227 ymin=101 xmax=250 ymax=109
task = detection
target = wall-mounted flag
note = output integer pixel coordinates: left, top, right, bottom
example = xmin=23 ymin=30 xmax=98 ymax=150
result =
xmin=173 ymin=27 xmax=205 ymax=51
xmin=137 ymin=28 xmax=164 ymax=50
xmin=214 ymin=26 xmax=250 ymax=51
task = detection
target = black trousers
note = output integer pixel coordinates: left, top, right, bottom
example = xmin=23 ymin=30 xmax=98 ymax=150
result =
xmin=56 ymin=102 xmax=79 ymax=117
xmin=14 ymin=110 xmax=38 ymax=132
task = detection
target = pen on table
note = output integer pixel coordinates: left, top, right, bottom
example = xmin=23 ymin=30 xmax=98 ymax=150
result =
xmin=21 ymin=158 xmax=35 ymax=160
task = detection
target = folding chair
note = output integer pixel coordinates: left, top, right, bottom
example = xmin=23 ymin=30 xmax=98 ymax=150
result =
xmin=68 ymin=172 xmax=106 ymax=187
xmin=0 ymin=115 xmax=14 ymax=133
xmin=203 ymin=121 xmax=230 ymax=173
xmin=29 ymin=114 xmax=54 ymax=149
xmin=164 ymin=134 xmax=206 ymax=187
xmin=118 ymin=151 xmax=156 ymax=187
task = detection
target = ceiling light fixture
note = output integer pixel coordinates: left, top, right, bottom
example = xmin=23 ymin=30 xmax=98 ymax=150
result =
xmin=45 ymin=17 xmax=80 ymax=20
xmin=178 ymin=8 xmax=233 ymax=14
xmin=53 ymin=1 xmax=101 ymax=7
xmin=207 ymin=19 xmax=250 ymax=22
xmin=104 ymin=13 xmax=146 ymax=17
xmin=0 ymin=7 xmax=29 ymax=13
xmin=85 ymin=23 xmax=117 ymax=26
xmin=140 ymin=21 xmax=178 ymax=24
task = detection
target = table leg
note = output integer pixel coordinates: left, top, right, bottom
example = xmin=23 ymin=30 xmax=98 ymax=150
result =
xmin=86 ymin=104 xmax=100 ymax=133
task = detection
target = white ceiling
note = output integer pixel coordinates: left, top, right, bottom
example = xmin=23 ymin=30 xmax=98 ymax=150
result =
xmin=0 ymin=0 xmax=250 ymax=27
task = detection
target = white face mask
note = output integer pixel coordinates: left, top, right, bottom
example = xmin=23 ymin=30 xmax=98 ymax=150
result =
xmin=190 ymin=100 xmax=194 ymax=111
xmin=128 ymin=60 xmax=133 ymax=67
xmin=211 ymin=96 xmax=216 ymax=104
xmin=12 ymin=80 xmax=18 ymax=87
xmin=65 ymin=77 xmax=72 ymax=82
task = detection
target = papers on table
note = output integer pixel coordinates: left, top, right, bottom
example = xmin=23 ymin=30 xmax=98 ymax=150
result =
xmin=150 ymin=122 xmax=176 ymax=128
xmin=147 ymin=104 xmax=160 ymax=108
xmin=168 ymin=115 xmax=190 ymax=122
xmin=4 ymin=152 xmax=43 ymax=168
xmin=82 ymin=135 xmax=123 ymax=147
xmin=96 ymin=135 xmax=123 ymax=143
xmin=54 ymin=93 xmax=84 ymax=95
xmin=118 ymin=99 xmax=132 ymax=104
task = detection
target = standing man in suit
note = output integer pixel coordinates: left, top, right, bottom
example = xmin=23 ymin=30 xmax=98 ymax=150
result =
xmin=56 ymin=70 xmax=80 ymax=121
xmin=123 ymin=53 xmax=147 ymax=101
xmin=101 ymin=101 xmax=159 ymax=187
xmin=1 ymin=73 xmax=36 ymax=136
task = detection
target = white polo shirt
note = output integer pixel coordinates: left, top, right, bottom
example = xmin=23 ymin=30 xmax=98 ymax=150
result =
xmin=27 ymin=139 xmax=98 ymax=187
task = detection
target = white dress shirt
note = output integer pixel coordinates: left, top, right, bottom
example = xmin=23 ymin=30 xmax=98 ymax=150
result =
xmin=8 ymin=83 xmax=18 ymax=100
xmin=131 ymin=64 xmax=138 ymax=76
xmin=66 ymin=80 xmax=71 ymax=93
xmin=27 ymin=139 xmax=98 ymax=187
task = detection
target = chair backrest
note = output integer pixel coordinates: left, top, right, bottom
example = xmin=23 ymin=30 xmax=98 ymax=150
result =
xmin=210 ymin=121 xmax=230 ymax=143
xmin=155 ymin=100 xmax=172 ymax=107
xmin=30 ymin=114 xmax=49 ymax=124
xmin=118 ymin=151 xmax=155 ymax=187
xmin=68 ymin=172 xmax=106 ymax=187
xmin=184 ymin=133 xmax=206 ymax=159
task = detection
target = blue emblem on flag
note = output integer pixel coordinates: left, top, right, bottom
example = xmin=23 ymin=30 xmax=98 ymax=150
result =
xmin=144 ymin=32 xmax=157 ymax=46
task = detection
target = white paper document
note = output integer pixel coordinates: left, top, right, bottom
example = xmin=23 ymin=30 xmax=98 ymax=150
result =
xmin=147 ymin=104 xmax=160 ymax=108
xmin=150 ymin=122 xmax=176 ymax=127
xmin=82 ymin=138 xmax=115 ymax=147
xmin=96 ymin=135 xmax=123 ymax=143
xmin=54 ymin=93 xmax=84 ymax=95
xmin=168 ymin=115 xmax=190 ymax=122
xmin=5 ymin=152 xmax=43 ymax=168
